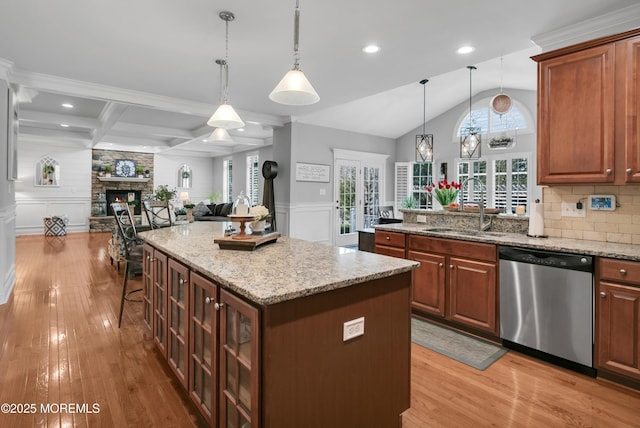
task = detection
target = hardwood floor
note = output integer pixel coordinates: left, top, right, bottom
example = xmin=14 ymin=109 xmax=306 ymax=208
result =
xmin=1 ymin=232 xmax=639 ymax=427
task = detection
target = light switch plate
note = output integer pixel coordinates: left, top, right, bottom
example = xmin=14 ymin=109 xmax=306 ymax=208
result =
xmin=561 ymin=201 xmax=585 ymax=218
xmin=343 ymin=317 xmax=365 ymax=341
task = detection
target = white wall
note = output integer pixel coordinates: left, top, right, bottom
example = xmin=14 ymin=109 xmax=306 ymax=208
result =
xmin=153 ymin=153 xmax=216 ymax=203
xmin=15 ymin=139 xmax=92 ymax=235
xmin=211 ymin=145 xmax=274 ymax=204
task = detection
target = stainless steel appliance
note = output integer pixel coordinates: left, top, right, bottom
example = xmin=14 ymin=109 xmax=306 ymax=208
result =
xmin=499 ymin=246 xmax=594 ymax=373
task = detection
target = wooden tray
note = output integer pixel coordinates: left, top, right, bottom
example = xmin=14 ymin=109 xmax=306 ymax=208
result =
xmin=443 ymin=206 xmax=460 ymax=212
xmin=463 ymin=207 xmax=502 ymax=214
xmin=214 ymin=232 xmax=281 ymax=251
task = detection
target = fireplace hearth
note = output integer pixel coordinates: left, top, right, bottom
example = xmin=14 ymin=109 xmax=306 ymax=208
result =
xmin=106 ymin=190 xmax=142 ymax=215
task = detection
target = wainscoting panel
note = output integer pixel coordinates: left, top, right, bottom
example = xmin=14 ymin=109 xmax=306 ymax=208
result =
xmin=15 ymin=198 xmax=91 ymax=235
xmin=0 ymin=205 xmax=16 ymax=304
xmin=288 ymin=203 xmax=334 ymax=244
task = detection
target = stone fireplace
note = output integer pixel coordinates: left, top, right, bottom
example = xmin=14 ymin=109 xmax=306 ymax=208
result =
xmin=89 ymin=149 xmax=154 ymax=232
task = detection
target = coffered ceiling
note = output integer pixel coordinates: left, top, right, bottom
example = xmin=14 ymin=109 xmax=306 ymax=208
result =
xmin=1 ymin=0 xmax=638 ymax=157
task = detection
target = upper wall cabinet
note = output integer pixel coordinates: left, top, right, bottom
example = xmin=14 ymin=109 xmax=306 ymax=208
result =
xmin=534 ymin=29 xmax=640 ymax=185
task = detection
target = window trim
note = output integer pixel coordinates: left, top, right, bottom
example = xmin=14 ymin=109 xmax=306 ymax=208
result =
xmin=452 ymin=96 xmax=535 ymax=141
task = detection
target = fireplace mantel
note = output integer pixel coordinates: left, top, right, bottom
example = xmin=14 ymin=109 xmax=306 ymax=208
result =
xmin=97 ymin=177 xmax=150 ymax=183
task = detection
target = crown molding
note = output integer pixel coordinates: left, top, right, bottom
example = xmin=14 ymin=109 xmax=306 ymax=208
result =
xmin=531 ymin=4 xmax=640 ymax=52
xmin=0 ymin=58 xmax=14 ymax=81
xmin=8 ymin=68 xmax=287 ymax=128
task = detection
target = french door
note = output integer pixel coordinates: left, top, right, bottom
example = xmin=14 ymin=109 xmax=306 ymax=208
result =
xmin=334 ymin=157 xmax=382 ymax=247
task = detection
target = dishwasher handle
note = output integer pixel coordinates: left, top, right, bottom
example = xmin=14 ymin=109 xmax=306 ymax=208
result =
xmin=499 ymin=246 xmax=593 ymax=273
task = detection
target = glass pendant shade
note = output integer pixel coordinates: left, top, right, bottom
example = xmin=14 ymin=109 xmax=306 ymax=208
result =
xmin=416 ymin=134 xmax=433 ymax=162
xmin=415 ymin=78 xmax=433 ymax=162
xmin=207 ymin=103 xmax=245 ymax=129
xmin=460 ymin=66 xmax=481 ymax=159
xmin=210 ymin=127 xmax=233 ymax=142
xmin=269 ymin=69 xmax=319 ymax=105
xmin=270 ymin=0 xmax=319 ymax=106
xmin=460 ymin=130 xmax=481 ymax=159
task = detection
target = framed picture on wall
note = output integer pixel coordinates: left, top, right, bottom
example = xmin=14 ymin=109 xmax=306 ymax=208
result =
xmin=114 ymin=159 xmax=137 ymax=178
xmin=6 ymin=85 xmax=18 ymax=181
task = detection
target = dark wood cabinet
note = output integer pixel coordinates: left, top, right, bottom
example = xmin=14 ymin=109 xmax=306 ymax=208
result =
xmin=142 ymin=244 xmax=168 ymax=357
xmin=189 ymin=272 xmax=218 ymax=425
xmin=219 ymin=289 xmax=259 ymax=428
xmin=408 ymin=235 xmax=498 ymax=335
xmin=407 ymin=250 xmax=445 ymax=316
xmin=533 ymin=29 xmax=640 ymax=185
xmin=374 ymin=230 xmax=406 ymax=258
xmin=596 ymin=258 xmax=640 ymax=382
xmin=168 ymin=258 xmax=190 ymax=388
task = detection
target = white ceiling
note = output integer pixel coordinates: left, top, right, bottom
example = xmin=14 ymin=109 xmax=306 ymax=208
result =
xmin=1 ymin=0 xmax=638 ymax=157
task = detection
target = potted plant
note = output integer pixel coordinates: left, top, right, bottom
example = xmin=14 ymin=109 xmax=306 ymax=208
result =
xmin=155 ymin=185 xmax=176 ymax=202
xmin=249 ymin=205 xmax=271 ymax=232
xmin=207 ymin=191 xmax=222 ymax=203
xmin=104 ymin=165 xmax=113 ymax=177
xmin=183 ymin=202 xmax=195 ymax=223
xmin=136 ymin=165 xmax=145 ymax=178
xmin=42 ymin=164 xmax=55 ymax=185
xmin=402 ymin=196 xmax=418 ymax=209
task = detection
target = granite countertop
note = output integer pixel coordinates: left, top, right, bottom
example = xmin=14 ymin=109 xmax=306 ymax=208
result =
xmin=374 ymin=222 xmax=640 ymax=261
xmin=138 ymin=222 xmax=418 ymax=306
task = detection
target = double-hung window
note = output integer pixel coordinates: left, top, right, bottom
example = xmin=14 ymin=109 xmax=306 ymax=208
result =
xmin=223 ymin=159 xmax=233 ymax=203
xmin=246 ymin=153 xmax=259 ymax=206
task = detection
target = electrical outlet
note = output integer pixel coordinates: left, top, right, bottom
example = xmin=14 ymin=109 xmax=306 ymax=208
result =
xmin=561 ymin=201 xmax=585 ymax=218
xmin=416 ymin=215 xmax=427 ymax=223
xmin=343 ymin=317 xmax=365 ymax=341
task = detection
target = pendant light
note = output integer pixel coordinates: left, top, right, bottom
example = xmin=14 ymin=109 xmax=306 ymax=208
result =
xmin=269 ymin=0 xmax=320 ymax=105
xmin=210 ymin=127 xmax=233 ymax=142
xmin=415 ymin=79 xmax=433 ymax=162
xmin=207 ymin=11 xmax=245 ymax=130
xmin=460 ymin=65 xmax=481 ymax=159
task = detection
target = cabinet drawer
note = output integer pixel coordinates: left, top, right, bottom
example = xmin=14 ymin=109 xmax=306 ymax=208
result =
xmin=600 ymin=258 xmax=640 ymax=286
xmin=375 ymin=230 xmax=406 ymax=248
xmin=408 ymin=235 xmax=496 ymax=263
xmin=376 ymin=245 xmax=406 ymax=259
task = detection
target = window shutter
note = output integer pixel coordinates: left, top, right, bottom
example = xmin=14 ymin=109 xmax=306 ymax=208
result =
xmin=395 ymin=162 xmax=411 ymax=218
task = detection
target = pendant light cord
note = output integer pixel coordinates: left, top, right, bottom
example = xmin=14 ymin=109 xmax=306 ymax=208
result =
xmin=467 ymin=66 xmax=476 ymax=128
xmin=223 ymin=18 xmax=230 ymax=103
xmin=293 ymin=0 xmax=301 ymax=70
xmin=420 ymin=79 xmax=428 ymax=136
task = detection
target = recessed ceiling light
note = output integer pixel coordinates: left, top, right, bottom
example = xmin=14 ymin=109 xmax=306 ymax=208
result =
xmin=60 ymin=124 xmax=69 ymax=127
xmin=62 ymin=103 xmax=74 ymax=109
xmin=202 ymin=139 xmax=208 ymax=142
xmin=237 ymin=128 xmax=245 ymax=132
xmin=362 ymin=44 xmax=380 ymax=54
xmin=457 ymin=46 xmax=475 ymax=55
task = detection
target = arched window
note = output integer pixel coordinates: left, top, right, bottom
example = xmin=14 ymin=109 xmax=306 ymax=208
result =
xmin=456 ymin=97 xmax=532 ymax=138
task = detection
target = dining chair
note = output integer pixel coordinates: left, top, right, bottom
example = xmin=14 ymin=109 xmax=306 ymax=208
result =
xmin=111 ymin=202 xmax=144 ymax=327
xmin=143 ymin=199 xmax=174 ymax=229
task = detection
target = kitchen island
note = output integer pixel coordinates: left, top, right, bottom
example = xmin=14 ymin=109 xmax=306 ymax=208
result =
xmin=138 ymin=222 xmax=418 ymax=428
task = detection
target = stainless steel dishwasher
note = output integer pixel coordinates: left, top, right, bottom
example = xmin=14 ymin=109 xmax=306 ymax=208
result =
xmin=499 ymin=246 xmax=594 ymax=374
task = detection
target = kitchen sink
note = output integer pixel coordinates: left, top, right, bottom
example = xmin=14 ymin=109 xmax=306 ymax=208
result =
xmin=424 ymin=227 xmax=504 ymax=237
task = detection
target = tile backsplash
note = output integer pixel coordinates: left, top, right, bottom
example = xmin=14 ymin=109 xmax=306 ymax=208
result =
xmin=543 ymin=185 xmax=640 ymax=245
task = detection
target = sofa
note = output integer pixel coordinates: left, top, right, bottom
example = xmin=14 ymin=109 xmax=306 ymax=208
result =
xmin=193 ymin=201 xmax=234 ymax=222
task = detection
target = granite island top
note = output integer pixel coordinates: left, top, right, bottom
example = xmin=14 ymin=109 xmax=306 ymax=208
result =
xmin=138 ymin=222 xmax=418 ymax=306
xmin=374 ymin=222 xmax=640 ymax=261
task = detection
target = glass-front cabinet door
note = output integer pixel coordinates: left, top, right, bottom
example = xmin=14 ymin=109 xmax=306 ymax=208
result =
xmin=168 ymin=259 xmax=190 ymax=387
xmin=189 ymin=272 xmax=218 ymax=425
xmin=153 ymin=251 xmax=168 ymax=357
xmin=219 ymin=289 xmax=259 ymax=428
xmin=142 ymin=244 xmax=154 ymax=332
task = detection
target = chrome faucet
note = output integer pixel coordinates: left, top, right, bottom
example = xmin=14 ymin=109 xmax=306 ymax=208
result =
xmin=459 ymin=177 xmax=492 ymax=231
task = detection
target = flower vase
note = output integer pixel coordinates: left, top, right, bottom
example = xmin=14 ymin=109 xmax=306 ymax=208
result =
xmin=250 ymin=219 xmax=266 ymax=233
xmin=186 ymin=208 xmax=194 ymax=223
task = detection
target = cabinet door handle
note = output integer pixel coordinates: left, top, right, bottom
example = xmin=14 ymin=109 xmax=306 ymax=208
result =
xmin=600 ymin=292 xmax=607 ymax=298
xmin=439 ymin=263 xmax=443 ymax=268
xmin=386 ymin=236 xmax=390 ymax=240
xmin=214 ymin=303 xmax=225 ymax=311
xmin=620 ymin=269 xmax=627 ymax=275
xmin=606 ymin=168 xmax=612 ymax=175
xmin=205 ymin=297 xmax=214 ymax=304
xmin=147 ymin=256 xmax=155 ymax=262
xmin=449 ymin=264 xmax=454 ymax=269
xmin=626 ymin=168 xmax=633 ymax=175
xmin=179 ymin=278 xmax=185 ymax=285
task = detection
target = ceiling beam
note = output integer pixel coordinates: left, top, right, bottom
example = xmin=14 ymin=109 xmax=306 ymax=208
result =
xmin=19 ymin=110 xmax=100 ymax=129
xmin=111 ymin=122 xmax=196 ymax=140
xmin=10 ymin=69 xmax=287 ymax=127
xmin=91 ymin=102 xmax=129 ymax=146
